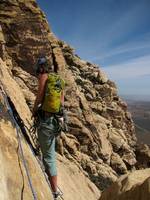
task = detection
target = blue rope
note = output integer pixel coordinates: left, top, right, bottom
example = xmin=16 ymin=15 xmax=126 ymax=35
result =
xmin=0 ymin=84 xmax=38 ymax=200
xmin=12 ymin=117 xmax=38 ymax=200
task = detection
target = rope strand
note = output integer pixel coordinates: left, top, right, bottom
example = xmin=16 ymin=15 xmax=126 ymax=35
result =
xmin=0 ymin=80 xmax=65 ymax=199
xmin=0 ymin=83 xmax=38 ymax=200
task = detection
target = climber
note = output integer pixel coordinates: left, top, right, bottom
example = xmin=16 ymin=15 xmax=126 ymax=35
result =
xmin=32 ymin=56 xmax=65 ymax=200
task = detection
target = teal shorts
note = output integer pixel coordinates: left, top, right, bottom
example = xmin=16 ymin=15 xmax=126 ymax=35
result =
xmin=37 ymin=116 xmax=60 ymax=176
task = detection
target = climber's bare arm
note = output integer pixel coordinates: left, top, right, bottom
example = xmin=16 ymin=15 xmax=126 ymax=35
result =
xmin=61 ymin=90 xmax=64 ymax=107
xmin=33 ymin=73 xmax=47 ymax=115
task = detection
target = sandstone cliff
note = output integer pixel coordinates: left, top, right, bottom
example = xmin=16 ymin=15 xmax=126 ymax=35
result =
xmin=0 ymin=0 xmax=150 ymax=199
xmin=0 ymin=58 xmax=99 ymax=200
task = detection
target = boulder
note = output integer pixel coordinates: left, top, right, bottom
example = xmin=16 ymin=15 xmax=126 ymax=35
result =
xmin=135 ymin=143 xmax=150 ymax=168
xmin=100 ymin=169 xmax=150 ymax=200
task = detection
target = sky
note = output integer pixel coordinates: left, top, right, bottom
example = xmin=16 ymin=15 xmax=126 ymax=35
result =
xmin=37 ymin=0 xmax=150 ymax=99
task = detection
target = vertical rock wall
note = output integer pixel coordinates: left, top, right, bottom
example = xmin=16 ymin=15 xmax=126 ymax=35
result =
xmin=0 ymin=0 xmax=145 ymax=194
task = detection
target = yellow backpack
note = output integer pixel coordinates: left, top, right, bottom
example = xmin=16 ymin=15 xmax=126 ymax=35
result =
xmin=42 ymin=73 xmax=65 ymax=113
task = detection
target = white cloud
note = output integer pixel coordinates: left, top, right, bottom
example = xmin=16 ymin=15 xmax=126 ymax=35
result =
xmin=96 ymin=2 xmax=147 ymax=45
xmin=102 ymin=54 xmax=150 ymax=79
xmin=83 ymin=3 xmax=150 ymax=62
xmin=91 ymin=41 xmax=150 ymax=62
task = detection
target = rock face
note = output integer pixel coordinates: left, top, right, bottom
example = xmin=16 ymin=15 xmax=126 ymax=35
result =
xmin=0 ymin=58 xmax=100 ymax=200
xmin=0 ymin=59 xmax=52 ymax=200
xmin=0 ymin=0 xmax=149 ymax=199
xmin=100 ymin=169 xmax=150 ymax=200
xmin=0 ymin=116 xmax=53 ymax=200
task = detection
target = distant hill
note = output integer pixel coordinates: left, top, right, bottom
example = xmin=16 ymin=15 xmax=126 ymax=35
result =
xmin=125 ymin=98 xmax=150 ymax=145
xmin=121 ymin=94 xmax=150 ymax=102
xmin=135 ymin=124 xmax=150 ymax=145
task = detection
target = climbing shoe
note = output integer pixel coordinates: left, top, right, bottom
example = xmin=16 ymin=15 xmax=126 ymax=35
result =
xmin=53 ymin=190 xmax=63 ymax=200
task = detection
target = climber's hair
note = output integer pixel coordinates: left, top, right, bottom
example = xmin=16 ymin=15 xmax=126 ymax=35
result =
xmin=35 ymin=56 xmax=53 ymax=75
